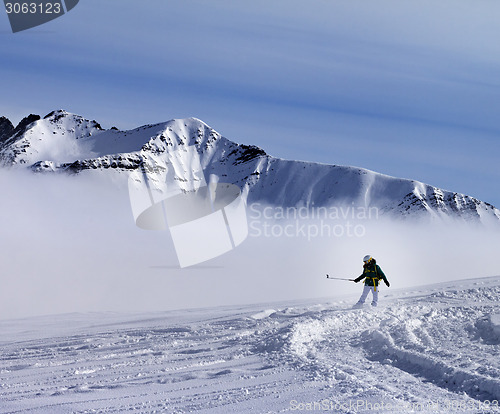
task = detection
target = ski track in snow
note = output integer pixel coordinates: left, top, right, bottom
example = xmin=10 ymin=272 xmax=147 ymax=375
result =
xmin=1 ymin=277 xmax=500 ymax=413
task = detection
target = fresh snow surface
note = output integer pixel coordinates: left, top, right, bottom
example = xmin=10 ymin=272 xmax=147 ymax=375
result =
xmin=1 ymin=276 xmax=500 ymax=414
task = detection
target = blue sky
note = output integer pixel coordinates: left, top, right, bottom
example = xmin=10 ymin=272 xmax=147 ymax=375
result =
xmin=1 ymin=0 xmax=500 ymax=206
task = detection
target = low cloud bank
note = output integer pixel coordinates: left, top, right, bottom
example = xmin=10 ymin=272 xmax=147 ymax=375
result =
xmin=0 ymin=170 xmax=498 ymax=319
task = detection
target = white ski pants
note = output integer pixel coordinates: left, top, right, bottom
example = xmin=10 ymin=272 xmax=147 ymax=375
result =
xmin=357 ymin=285 xmax=379 ymax=307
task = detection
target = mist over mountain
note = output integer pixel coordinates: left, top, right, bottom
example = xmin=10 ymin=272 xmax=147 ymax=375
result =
xmin=1 ymin=109 xmax=499 ymax=225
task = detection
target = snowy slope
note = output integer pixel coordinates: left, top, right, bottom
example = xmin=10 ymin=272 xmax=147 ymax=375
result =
xmin=0 ymin=111 xmax=102 ymax=166
xmin=1 ymin=276 xmax=500 ymax=413
xmin=1 ymin=110 xmax=499 ymax=223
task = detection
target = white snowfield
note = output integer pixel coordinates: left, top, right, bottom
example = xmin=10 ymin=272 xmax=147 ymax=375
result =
xmin=1 ymin=276 xmax=500 ymax=414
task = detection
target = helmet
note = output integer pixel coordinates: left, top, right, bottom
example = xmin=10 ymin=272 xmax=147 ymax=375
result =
xmin=363 ymin=255 xmax=372 ymax=263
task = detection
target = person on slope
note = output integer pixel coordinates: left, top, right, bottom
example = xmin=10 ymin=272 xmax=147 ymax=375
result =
xmin=353 ymin=255 xmax=390 ymax=307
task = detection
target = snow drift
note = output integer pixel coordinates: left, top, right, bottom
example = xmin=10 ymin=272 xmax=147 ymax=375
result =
xmin=1 ymin=276 xmax=500 ymax=413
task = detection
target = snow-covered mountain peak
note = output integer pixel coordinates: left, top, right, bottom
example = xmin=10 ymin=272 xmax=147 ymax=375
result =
xmin=0 ymin=110 xmax=104 ymax=166
xmin=43 ymin=109 xmax=72 ymax=120
xmin=141 ymin=117 xmax=223 ymax=155
xmin=0 ymin=110 xmax=499 ymax=225
xmin=41 ymin=109 xmax=103 ymax=135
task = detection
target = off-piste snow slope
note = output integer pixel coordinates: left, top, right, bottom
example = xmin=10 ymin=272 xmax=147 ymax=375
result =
xmin=0 ymin=276 xmax=499 ymax=413
xmin=1 ymin=110 xmax=499 ymax=224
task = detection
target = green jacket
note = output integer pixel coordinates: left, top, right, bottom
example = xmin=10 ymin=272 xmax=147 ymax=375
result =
xmin=354 ymin=260 xmax=389 ymax=288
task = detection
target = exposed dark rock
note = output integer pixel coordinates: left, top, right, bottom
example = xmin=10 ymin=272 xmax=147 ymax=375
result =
xmin=0 ymin=116 xmax=14 ymax=146
xmin=12 ymin=114 xmax=41 ymax=139
xmin=43 ymin=110 xmax=67 ymax=121
xmin=230 ymin=145 xmax=266 ymax=165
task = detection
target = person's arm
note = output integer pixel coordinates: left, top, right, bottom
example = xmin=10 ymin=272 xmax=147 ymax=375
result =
xmin=353 ymin=273 xmax=365 ymax=283
xmin=377 ymin=265 xmax=390 ymax=287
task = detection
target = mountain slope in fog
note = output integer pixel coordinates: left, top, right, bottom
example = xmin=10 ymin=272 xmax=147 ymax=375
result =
xmin=1 ymin=110 xmax=499 ymax=224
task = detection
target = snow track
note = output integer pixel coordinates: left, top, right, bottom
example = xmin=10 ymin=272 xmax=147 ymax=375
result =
xmin=1 ymin=277 xmax=500 ymax=413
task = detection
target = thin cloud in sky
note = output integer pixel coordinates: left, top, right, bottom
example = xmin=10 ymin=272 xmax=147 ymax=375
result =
xmin=0 ymin=0 xmax=499 ymax=205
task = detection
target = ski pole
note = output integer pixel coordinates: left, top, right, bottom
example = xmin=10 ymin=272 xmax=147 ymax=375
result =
xmin=326 ymin=274 xmax=355 ymax=281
